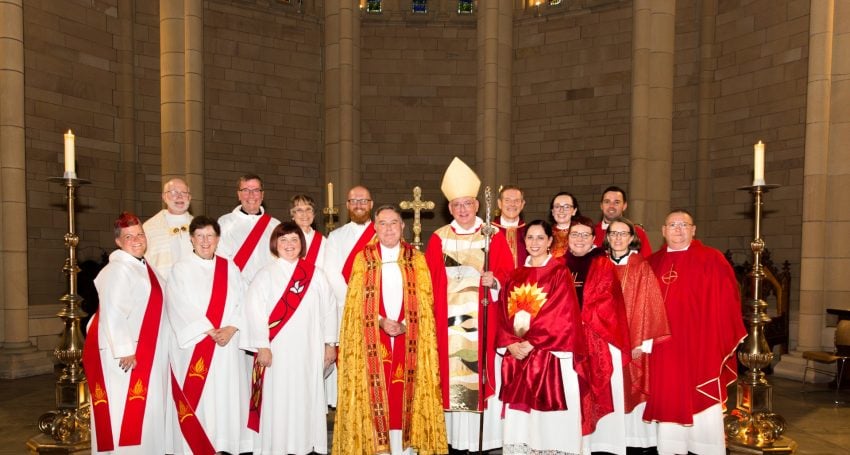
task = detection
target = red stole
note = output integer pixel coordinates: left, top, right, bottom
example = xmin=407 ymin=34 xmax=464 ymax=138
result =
xmin=341 ymin=223 xmax=376 ymax=282
xmin=83 ymin=263 xmax=164 ymax=452
xmin=304 ymin=231 xmax=323 ymax=265
xmin=233 ymin=213 xmax=272 ymax=271
xmin=169 ymin=256 xmax=229 ymax=455
xmin=493 ymin=218 xmax=527 ymax=268
xmin=496 ymin=257 xmax=587 ymax=413
xmin=361 ymin=242 xmax=421 ymax=448
xmin=247 ymin=259 xmax=316 ymax=432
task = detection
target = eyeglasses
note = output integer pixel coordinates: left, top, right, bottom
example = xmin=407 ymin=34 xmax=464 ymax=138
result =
xmin=607 ymin=231 xmax=632 ymax=238
xmin=165 ymin=190 xmax=190 ymax=199
xmin=238 ymin=188 xmax=263 ymax=195
xmin=552 ymin=204 xmax=574 ymax=212
xmin=348 ymin=198 xmax=372 ymax=206
xmin=450 ymin=200 xmax=475 ymax=210
xmin=292 ymin=207 xmax=314 ymax=215
xmin=666 ymin=222 xmax=692 ymax=229
xmin=568 ymin=232 xmax=592 ymax=239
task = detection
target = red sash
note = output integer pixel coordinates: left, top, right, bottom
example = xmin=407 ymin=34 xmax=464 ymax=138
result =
xmin=233 ymin=213 xmax=272 ymax=271
xmin=169 ymin=256 xmax=228 ymax=455
xmin=304 ymin=232 xmax=323 ymax=265
xmin=83 ymin=263 xmax=163 ymax=451
xmin=341 ymin=223 xmax=376 ymax=282
xmin=379 ymin=294 xmax=406 ymax=430
xmin=247 ymin=259 xmax=316 ymax=432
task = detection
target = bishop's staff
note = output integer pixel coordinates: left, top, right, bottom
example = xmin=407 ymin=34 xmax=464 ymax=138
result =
xmin=478 ymin=185 xmax=497 ymax=454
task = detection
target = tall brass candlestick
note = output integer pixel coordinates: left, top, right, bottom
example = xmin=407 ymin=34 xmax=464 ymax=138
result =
xmin=27 ymin=176 xmax=92 ymax=453
xmin=725 ymin=183 xmax=796 ymax=454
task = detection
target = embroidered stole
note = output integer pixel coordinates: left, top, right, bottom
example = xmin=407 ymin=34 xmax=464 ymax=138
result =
xmin=83 ymin=264 xmax=164 ymax=451
xmin=341 ymin=223 xmax=376 ymax=282
xmin=362 ymin=243 xmax=421 ymax=451
xmin=304 ymin=232 xmax=323 ymax=265
xmin=233 ymin=213 xmax=272 ymax=271
xmin=169 ymin=256 xmax=228 ymax=455
xmin=247 ymin=260 xmax=316 ymax=432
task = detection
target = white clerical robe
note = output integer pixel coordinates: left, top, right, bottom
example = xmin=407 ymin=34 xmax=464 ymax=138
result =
xmin=324 ymin=220 xmax=372 ymax=406
xmin=217 ymin=206 xmax=280 ymax=284
xmin=165 ymin=253 xmax=251 ymax=454
xmin=90 ymin=249 xmax=170 ymax=454
xmin=240 ymin=258 xmax=338 ymax=455
xmin=143 ymin=210 xmax=193 ymax=280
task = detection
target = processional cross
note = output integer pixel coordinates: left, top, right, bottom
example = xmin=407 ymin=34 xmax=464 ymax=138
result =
xmin=399 ymin=186 xmax=434 ymax=250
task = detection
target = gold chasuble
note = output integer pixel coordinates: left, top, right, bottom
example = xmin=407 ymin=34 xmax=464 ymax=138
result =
xmin=334 ymin=241 xmax=447 ymax=455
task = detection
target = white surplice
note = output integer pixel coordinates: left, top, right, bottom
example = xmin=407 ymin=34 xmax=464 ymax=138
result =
xmin=90 ymin=249 xmax=170 ymax=454
xmin=324 ymin=220 xmax=372 ymax=406
xmin=217 ymin=206 xmax=280 ymax=284
xmin=142 ymin=210 xmax=193 ymax=280
xmin=165 ymin=253 xmax=251 ymax=454
xmin=240 ymin=258 xmax=338 ymax=455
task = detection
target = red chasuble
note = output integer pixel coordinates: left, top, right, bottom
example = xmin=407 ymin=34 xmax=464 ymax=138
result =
xmin=496 ymin=256 xmax=587 ymax=413
xmin=83 ymin=264 xmax=164 ymax=452
xmin=614 ymin=253 xmax=670 ymax=412
xmin=341 ymin=223 xmax=376 ymax=282
xmin=233 ymin=213 xmax=272 ymax=271
xmin=424 ymin=224 xmax=514 ymax=410
xmin=492 ymin=218 xmax=527 ymax=269
xmin=593 ymin=222 xmax=653 ymax=258
xmin=644 ymin=240 xmax=746 ymax=424
xmin=170 ymin=256 xmax=229 ymax=455
xmin=247 ymin=259 xmax=316 ymax=431
xmin=566 ymin=249 xmax=631 ymax=435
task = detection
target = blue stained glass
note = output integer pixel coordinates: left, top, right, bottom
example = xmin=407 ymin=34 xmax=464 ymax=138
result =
xmin=458 ymin=0 xmax=473 ymax=14
xmin=412 ymin=0 xmax=427 ymax=13
xmin=367 ymin=0 xmax=381 ymax=13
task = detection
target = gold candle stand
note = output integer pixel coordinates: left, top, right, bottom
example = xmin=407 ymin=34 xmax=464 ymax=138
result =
xmin=725 ymin=183 xmax=796 ymax=454
xmin=27 ymin=176 xmax=91 ymax=454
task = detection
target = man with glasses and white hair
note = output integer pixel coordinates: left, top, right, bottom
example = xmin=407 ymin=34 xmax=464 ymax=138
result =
xmin=143 ymin=177 xmax=194 ymax=279
xmin=424 ymin=157 xmax=513 ymax=452
xmin=644 ymin=209 xmax=746 ymax=455
xmin=218 ymin=174 xmax=280 ymax=284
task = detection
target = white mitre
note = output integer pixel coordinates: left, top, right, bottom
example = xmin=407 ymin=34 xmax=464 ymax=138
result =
xmin=440 ymin=157 xmax=481 ymax=201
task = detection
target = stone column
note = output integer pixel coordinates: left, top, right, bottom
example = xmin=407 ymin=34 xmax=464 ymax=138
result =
xmin=629 ymin=0 xmax=674 ymax=244
xmin=695 ymin=0 xmax=717 ymax=224
xmin=324 ymin=0 xmax=360 ymax=218
xmin=117 ymin=0 xmax=139 ymax=212
xmin=476 ymin=0 xmax=512 ymax=190
xmin=0 ymin=0 xmax=44 ymax=378
xmin=160 ymin=0 xmax=205 ymax=210
xmin=776 ymin=0 xmax=849 ymax=380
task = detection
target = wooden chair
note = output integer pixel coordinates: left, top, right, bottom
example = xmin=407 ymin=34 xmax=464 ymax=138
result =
xmin=802 ymin=320 xmax=850 ymax=405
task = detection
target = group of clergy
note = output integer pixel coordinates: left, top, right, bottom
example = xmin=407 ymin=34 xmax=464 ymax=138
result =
xmin=82 ymin=156 xmax=747 ymax=455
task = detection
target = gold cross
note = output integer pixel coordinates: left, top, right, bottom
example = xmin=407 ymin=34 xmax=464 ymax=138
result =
xmin=400 ymin=186 xmax=434 ymax=250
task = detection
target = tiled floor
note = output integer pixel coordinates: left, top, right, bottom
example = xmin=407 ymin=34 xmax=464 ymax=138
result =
xmin=2 ymin=373 xmax=847 ymax=454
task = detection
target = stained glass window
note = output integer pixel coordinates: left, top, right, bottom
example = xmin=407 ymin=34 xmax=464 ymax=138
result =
xmin=458 ymin=0 xmax=473 ymax=14
xmin=412 ymin=0 xmax=427 ymax=13
xmin=366 ymin=0 xmax=381 ymax=13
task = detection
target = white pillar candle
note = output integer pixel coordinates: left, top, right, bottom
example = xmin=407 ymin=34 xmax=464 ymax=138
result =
xmin=64 ymin=130 xmax=76 ymax=177
xmin=328 ymin=182 xmax=334 ymax=208
xmin=753 ymin=140 xmax=765 ymax=186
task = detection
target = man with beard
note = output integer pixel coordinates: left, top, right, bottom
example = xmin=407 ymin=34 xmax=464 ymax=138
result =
xmin=492 ymin=185 xmax=527 ymax=269
xmin=592 ymin=186 xmax=652 ymax=257
xmin=143 ymin=178 xmax=194 ymax=279
xmin=325 ymin=185 xmax=376 ymax=407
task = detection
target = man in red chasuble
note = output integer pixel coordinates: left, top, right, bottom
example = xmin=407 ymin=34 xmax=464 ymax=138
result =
xmin=644 ymin=209 xmax=746 ymax=455
xmin=492 ymin=185 xmax=528 ymax=270
xmin=334 ymin=205 xmax=446 ymax=455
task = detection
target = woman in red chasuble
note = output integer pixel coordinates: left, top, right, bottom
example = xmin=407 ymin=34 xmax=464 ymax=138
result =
xmin=601 ymin=217 xmax=671 ymax=455
xmin=565 ymin=216 xmax=631 ymax=451
xmin=496 ymin=220 xmax=588 ymax=455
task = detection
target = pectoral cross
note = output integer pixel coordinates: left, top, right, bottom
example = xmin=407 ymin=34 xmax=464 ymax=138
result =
xmin=400 ymin=186 xmax=434 ymax=250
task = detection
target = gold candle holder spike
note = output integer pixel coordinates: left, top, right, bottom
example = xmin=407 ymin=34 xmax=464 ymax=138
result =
xmin=27 ymin=176 xmax=92 ymax=453
xmin=724 ymin=183 xmax=796 ymax=454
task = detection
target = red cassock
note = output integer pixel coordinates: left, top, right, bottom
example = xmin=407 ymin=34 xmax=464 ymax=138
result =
xmin=644 ymin=240 xmax=747 ymax=424
xmin=566 ymin=249 xmax=631 ymax=435
xmin=425 ymin=227 xmax=514 ymax=410
xmin=495 ymin=257 xmax=588 ymax=413
xmin=614 ymin=253 xmax=670 ymax=413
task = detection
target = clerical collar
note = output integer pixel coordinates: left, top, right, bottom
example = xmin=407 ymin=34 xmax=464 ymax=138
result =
xmin=498 ymin=217 xmax=520 ymax=227
xmin=600 ymin=220 xmax=610 ymax=230
xmin=450 ymin=217 xmax=483 ymax=234
xmin=610 ymin=250 xmax=636 ymax=264
xmin=525 ymin=254 xmax=552 ymax=267
xmin=667 ymin=243 xmax=691 ymax=252
xmin=135 ymin=256 xmax=146 ymax=264
xmin=555 ymin=223 xmax=570 ymax=231
xmin=380 ymin=243 xmax=400 ymax=264
xmin=240 ymin=207 xmax=263 ymax=216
